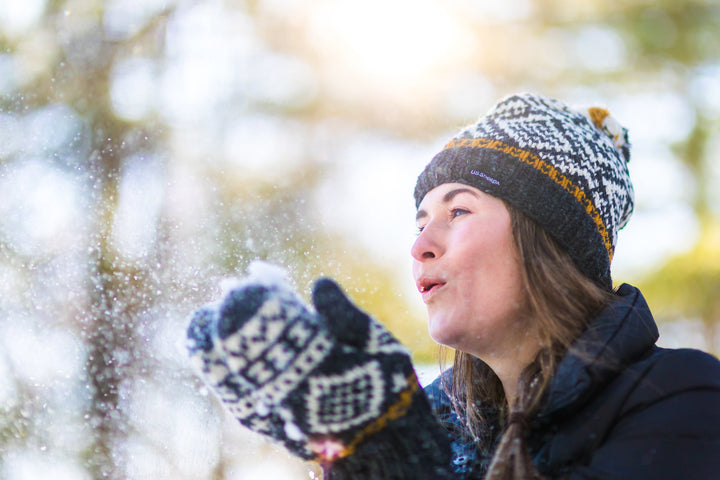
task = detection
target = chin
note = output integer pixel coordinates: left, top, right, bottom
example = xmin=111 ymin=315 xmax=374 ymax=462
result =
xmin=427 ymin=317 xmax=461 ymax=349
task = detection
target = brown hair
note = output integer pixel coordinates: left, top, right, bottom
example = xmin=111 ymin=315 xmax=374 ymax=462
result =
xmin=446 ymin=203 xmax=614 ymax=479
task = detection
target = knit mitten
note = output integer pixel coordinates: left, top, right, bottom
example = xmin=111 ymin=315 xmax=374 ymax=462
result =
xmin=186 ymin=262 xmax=453 ymax=479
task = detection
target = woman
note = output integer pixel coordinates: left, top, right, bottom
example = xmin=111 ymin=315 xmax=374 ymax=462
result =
xmin=187 ymin=93 xmax=720 ymax=479
xmin=413 ymin=93 xmax=720 ymax=479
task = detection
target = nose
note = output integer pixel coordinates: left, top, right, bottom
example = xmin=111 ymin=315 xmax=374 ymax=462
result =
xmin=411 ymin=222 xmax=443 ymax=262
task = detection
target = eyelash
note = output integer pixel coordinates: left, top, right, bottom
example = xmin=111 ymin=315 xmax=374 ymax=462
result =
xmin=416 ymin=207 xmax=471 ymax=234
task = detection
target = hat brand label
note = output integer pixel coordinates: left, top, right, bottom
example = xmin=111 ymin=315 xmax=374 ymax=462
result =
xmin=470 ymin=170 xmax=500 ymax=185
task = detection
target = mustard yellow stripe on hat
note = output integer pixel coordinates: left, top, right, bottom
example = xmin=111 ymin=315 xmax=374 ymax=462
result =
xmin=444 ymin=138 xmax=614 ymax=262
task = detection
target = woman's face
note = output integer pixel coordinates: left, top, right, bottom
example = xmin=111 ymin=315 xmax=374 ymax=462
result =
xmin=411 ymin=183 xmax=530 ymax=358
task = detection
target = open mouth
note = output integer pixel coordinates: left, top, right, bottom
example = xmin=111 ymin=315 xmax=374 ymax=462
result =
xmin=420 ymin=282 xmax=441 ymax=293
xmin=418 ymin=279 xmax=445 ymax=299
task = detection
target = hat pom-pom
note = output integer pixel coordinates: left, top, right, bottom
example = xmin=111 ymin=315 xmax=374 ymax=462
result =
xmin=578 ymin=106 xmax=631 ymax=163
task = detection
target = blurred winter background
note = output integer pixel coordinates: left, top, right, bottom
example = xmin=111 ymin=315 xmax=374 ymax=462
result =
xmin=1 ymin=0 xmax=719 ymax=478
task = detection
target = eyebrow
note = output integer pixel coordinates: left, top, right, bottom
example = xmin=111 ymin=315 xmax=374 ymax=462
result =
xmin=415 ymin=187 xmax=480 ymax=221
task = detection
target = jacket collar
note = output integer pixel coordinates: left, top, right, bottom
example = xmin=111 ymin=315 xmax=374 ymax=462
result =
xmin=540 ymin=283 xmax=659 ymax=419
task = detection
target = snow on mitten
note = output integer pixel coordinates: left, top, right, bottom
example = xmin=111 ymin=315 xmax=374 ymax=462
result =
xmin=186 ymin=262 xmax=453 ymax=479
xmin=186 ymin=262 xmax=329 ymax=455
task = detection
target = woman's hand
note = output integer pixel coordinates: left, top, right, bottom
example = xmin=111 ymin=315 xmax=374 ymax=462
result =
xmin=186 ymin=263 xmax=453 ymax=478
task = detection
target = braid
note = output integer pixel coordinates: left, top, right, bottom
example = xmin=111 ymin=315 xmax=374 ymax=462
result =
xmin=484 ymin=352 xmax=548 ymax=480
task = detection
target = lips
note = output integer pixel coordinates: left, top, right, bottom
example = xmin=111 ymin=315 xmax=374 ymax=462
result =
xmin=417 ymin=277 xmax=446 ymax=302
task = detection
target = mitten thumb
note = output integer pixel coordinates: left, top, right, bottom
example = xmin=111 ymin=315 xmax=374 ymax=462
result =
xmin=187 ymin=306 xmax=216 ymax=354
xmin=311 ymin=278 xmax=369 ymax=348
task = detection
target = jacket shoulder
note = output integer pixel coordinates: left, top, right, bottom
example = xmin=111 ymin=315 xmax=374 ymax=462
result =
xmin=537 ymin=347 xmax=720 ymax=479
xmin=628 ymin=347 xmax=720 ymax=400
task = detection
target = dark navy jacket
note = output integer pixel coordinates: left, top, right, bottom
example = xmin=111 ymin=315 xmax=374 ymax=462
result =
xmin=425 ymin=284 xmax=720 ymax=479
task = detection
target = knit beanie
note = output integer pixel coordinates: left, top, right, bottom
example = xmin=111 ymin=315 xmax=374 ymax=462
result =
xmin=414 ymin=93 xmax=634 ymax=289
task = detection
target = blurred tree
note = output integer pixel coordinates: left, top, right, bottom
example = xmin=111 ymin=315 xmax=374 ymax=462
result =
xmin=2 ymin=2 xmax=173 ymax=478
xmin=0 ymin=0 xmax=436 ymax=478
xmin=614 ymin=1 xmax=720 ymax=353
xmin=638 ymin=217 xmax=720 ymax=349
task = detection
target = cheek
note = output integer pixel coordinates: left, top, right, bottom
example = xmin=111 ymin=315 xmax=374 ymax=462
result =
xmin=466 ymin=235 xmax=523 ymax=302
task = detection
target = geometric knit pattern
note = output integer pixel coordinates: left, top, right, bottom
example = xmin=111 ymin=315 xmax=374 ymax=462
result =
xmin=307 ymin=361 xmax=385 ymax=434
xmin=217 ymin=288 xmax=334 ymax=420
xmin=187 ymin=284 xmax=334 ymax=455
xmin=414 ymin=93 xmax=634 ymax=289
xmin=186 ymin=267 xmax=425 ymax=463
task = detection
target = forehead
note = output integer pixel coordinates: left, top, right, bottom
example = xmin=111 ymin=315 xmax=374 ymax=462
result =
xmin=417 ymin=182 xmax=482 ymax=208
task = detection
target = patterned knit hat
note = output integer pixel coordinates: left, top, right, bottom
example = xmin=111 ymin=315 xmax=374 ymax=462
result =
xmin=414 ymin=93 xmax=634 ymax=289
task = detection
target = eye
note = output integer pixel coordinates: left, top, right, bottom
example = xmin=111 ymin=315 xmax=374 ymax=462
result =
xmin=450 ymin=207 xmax=470 ymax=219
xmin=416 ymin=224 xmax=426 ymax=235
